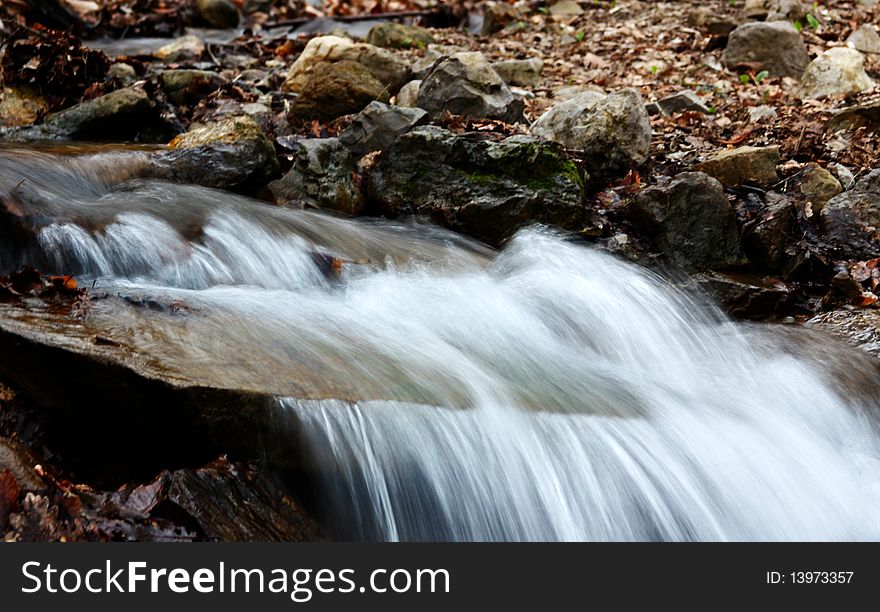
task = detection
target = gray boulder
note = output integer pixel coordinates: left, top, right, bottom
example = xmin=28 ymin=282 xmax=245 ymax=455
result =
xmin=367 ymin=126 xmax=585 ymax=245
xmin=820 ymin=169 xmax=880 ymax=259
xmin=722 ymin=21 xmax=809 ymax=78
xmin=265 ymin=138 xmax=364 ymax=215
xmin=339 ymin=101 xmax=428 ymax=156
xmin=530 ymin=89 xmax=651 ymax=176
xmin=626 ymin=172 xmax=748 ymax=271
xmin=417 ymin=52 xmax=524 ymax=123
xmin=395 ymin=80 xmax=422 ymax=107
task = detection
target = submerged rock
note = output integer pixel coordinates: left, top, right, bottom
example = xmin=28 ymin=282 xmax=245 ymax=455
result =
xmin=691 ymin=272 xmax=791 ymax=319
xmin=722 ymin=21 xmax=809 ymax=78
xmin=626 ymin=172 xmax=748 ymax=271
xmin=531 ymin=89 xmax=651 ymax=176
xmin=797 ymin=47 xmax=874 ymax=100
xmin=282 ymin=35 xmax=410 ymax=95
xmin=339 ymin=101 xmax=428 ymax=156
xmin=367 ymin=126 xmax=585 ymax=245
xmin=807 ymin=309 xmax=880 ymax=360
xmin=417 ymin=52 xmax=524 ymax=123
xmin=265 ymin=137 xmax=364 ymax=214
xmin=159 ymin=115 xmax=279 ymax=193
xmin=290 ymin=60 xmax=390 ymax=121
xmin=820 ymin=169 xmax=880 ymax=259
xmin=694 ymin=145 xmax=779 ymax=187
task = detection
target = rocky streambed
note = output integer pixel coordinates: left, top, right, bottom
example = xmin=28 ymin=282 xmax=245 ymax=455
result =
xmin=1 ymin=0 xmax=880 ymax=541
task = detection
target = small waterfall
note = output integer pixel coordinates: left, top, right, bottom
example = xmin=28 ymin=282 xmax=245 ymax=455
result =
xmin=2 ymin=146 xmax=880 ymax=541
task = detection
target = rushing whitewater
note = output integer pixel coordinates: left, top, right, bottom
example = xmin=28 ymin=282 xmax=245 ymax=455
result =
xmin=2 ymin=147 xmax=880 ymax=541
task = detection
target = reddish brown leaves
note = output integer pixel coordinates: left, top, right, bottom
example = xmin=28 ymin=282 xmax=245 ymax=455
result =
xmin=0 ymin=267 xmax=85 ymax=302
xmin=0 ymin=26 xmax=110 ymax=111
xmin=847 ymin=258 xmax=880 ymax=308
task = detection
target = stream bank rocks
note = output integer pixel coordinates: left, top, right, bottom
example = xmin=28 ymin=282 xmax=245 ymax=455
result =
xmin=820 ymin=169 xmax=880 ymax=259
xmin=266 ymin=138 xmax=364 ymax=214
xmin=339 ymin=101 xmax=428 ymax=157
xmin=158 ymin=115 xmax=279 ymax=192
xmin=367 ymin=126 xmax=585 ymax=245
xmin=417 ymin=52 xmax=524 ymax=123
xmin=531 ymin=89 xmax=651 ymax=176
xmin=282 ymin=35 xmax=409 ymax=96
xmin=721 ymin=21 xmax=809 ymax=78
xmin=290 ymin=60 xmax=391 ymax=121
xmin=626 ymin=172 xmax=748 ymax=271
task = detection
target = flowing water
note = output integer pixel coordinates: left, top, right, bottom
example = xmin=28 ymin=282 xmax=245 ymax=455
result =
xmin=2 ymin=146 xmax=880 ymax=541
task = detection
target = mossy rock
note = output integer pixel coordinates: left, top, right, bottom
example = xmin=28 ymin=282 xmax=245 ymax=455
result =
xmin=367 ymin=126 xmax=586 ymax=246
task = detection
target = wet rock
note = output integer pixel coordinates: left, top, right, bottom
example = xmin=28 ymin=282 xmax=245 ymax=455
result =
xmin=694 ymin=145 xmax=779 ymax=187
xmin=366 ymin=22 xmax=434 ymax=49
xmin=166 ymin=463 xmax=322 ymax=541
xmin=367 ymin=126 xmax=585 ymax=246
xmin=741 ymin=192 xmax=796 ymax=272
xmin=155 ymin=34 xmax=205 ymax=63
xmin=807 ymin=309 xmax=880 ymax=360
xmin=265 ymin=138 xmax=364 ymax=215
xmin=0 ymin=87 xmax=47 ymax=127
xmin=491 ymin=58 xmax=543 ymax=87
xmin=691 ymin=272 xmax=791 ymax=319
xmin=820 ymin=169 xmax=880 ymax=259
xmin=15 ymin=86 xmax=156 ymax=141
xmin=797 ymin=47 xmax=874 ymax=100
xmin=417 ymin=52 xmax=524 ymax=123
xmin=160 ymin=69 xmax=227 ymax=106
xmin=798 ymin=163 xmax=842 ymax=213
xmin=626 ymin=172 xmax=748 ymax=271
xmin=282 ymin=35 xmax=410 ymax=95
xmin=0 ymin=437 xmax=45 ymax=493
xmin=290 ymin=60 xmax=389 ymax=122
xmin=339 ymin=101 xmax=428 ymax=156
xmin=481 ymin=1 xmax=523 ymax=35
xmin=531 ymin=89 xmax=651 ymax=176
xmin=395 ymin=79 xmax=421 ymax=107
xmin=722 ymin=21 xmax=809 ymax=79
xmin=159 ymin=115 xmax=279 ymax=193
xmin=646 ymin=90 xmax=710 ymax=116
xmin=195 ymin=0 xmax=239 ymax=28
